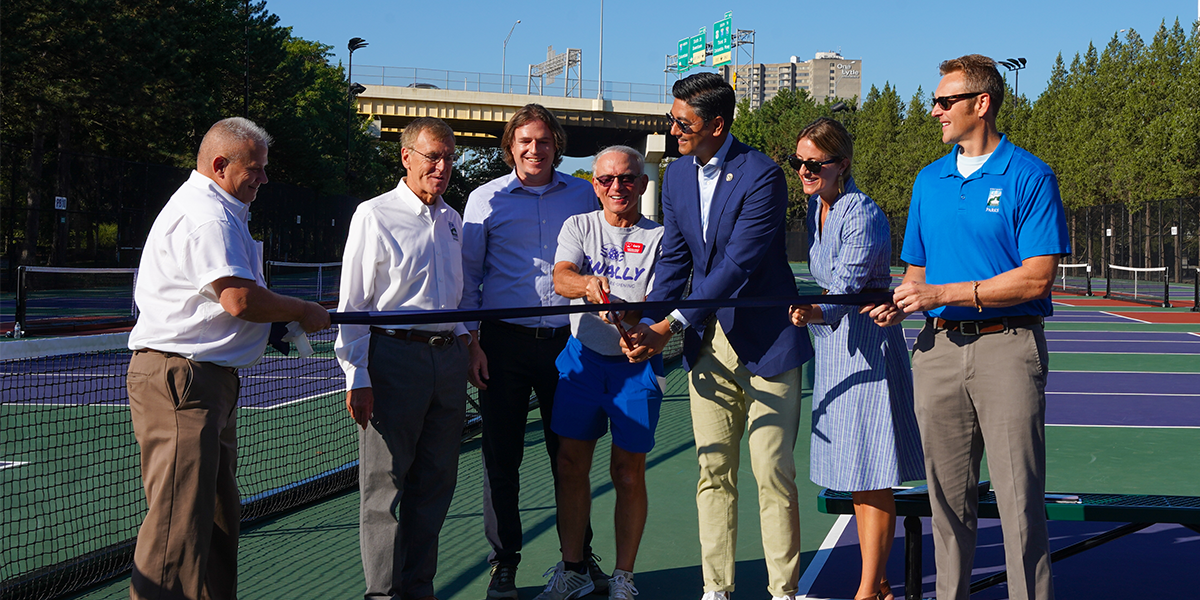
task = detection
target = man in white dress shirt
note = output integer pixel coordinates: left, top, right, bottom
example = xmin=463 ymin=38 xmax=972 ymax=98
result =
xmin=335 ymin=116 xmax=470 ymax=600
xmin=127 ymin=117 xmax=330 ymax=600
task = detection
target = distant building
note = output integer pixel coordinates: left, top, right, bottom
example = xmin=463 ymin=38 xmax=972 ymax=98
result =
xmin=719 ymin=52 xmax=862 ymax=108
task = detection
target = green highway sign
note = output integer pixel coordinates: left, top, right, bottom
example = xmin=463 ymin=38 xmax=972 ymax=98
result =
xmin=712 ymin=13 xmax=732 ymax=67
xmin=690 ymin=28 xmax=707 ymax=68
xmin=677 ymin=37 xmax=691 ymax=72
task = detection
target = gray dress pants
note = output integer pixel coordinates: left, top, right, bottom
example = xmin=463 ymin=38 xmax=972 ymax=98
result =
xmin=359 ymin=333 xmax=468 ymax=600
xmin=911 ymin=322 xmax=1055 ymax=600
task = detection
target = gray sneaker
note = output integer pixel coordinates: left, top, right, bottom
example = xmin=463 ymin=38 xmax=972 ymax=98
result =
xmin=608 ymin=570 xmax=638 ymax=600
xmin=534 ymin=562 xmax=595 ymax=600
xmin=587 ymin=553 xmax=609 ymax=593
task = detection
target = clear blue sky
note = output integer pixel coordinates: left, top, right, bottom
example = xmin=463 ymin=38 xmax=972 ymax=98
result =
xmin=275 ymin=0 xmax=1197 ymax=168
xmin=277 ymin=0 xmax=1196 ymax=102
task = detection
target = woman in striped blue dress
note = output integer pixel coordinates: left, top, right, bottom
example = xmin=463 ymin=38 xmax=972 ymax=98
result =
xmin=788 ymin=118 xmax=924 ymax=600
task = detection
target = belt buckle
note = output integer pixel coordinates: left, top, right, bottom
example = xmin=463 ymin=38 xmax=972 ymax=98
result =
xmin=428 ymin=333 xmax=453 ymax=347
xmin=960 ymin=320 xmax=982 ymax=336
xmin=534 ymin=327 xmax=553 ymax=340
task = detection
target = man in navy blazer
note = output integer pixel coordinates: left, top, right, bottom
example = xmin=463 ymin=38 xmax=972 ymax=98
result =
xmin=623 ymin=72 xmax=812 ymax=600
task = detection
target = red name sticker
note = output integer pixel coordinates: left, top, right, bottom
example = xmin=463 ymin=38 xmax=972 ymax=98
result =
xmin=624 ymin=242 xmax=644 ymax=254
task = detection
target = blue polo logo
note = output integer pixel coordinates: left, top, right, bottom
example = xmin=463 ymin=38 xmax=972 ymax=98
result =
xmin=986 ymin=189 xmax=1002 ymax=213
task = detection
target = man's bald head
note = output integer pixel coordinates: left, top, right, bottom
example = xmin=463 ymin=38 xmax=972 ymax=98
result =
xmin=197 ymin=118 xmax=272 ymax=204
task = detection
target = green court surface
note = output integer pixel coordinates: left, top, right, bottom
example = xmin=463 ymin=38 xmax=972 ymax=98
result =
xmin=33 ymin=267 xmax=1200 ymax=600
xmin=67 ymin=354 xmax=1200 ymax=599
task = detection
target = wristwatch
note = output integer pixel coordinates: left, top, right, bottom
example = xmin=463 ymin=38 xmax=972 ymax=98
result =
xmin=664 ymin=314 xmax=686 ymax=336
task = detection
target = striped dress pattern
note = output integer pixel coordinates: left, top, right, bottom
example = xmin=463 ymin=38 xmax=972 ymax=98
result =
xmin=806 ymin=179 xmax=925 ymax=491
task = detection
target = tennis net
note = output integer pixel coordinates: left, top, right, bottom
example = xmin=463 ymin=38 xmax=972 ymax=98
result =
xmin=265 ymin=261 xmax=342 ymax=304
xmin=12 ymin=266 xmax=140 ymax=338
xmin=2 ymin=319 xmax=682 ymax=598
xmin=1104 ymin=264 xmax=1170 ymax=307
xmin=1053 ymin=263 xmax=1092 ymax=297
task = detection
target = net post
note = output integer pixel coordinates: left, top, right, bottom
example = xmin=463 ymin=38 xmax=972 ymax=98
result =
xmin=1085 ymin=263 xmax=1092 ymax=296
xmin=1104 ymin=263 xmax=1112 ymax=299
xmin=15 ymin=265 xmax=27 ymax=339
xmin=1193 ymin=268 xmax=1199 ymax=312
xmin=1163 ymin=269 xmax=1170 ymax=308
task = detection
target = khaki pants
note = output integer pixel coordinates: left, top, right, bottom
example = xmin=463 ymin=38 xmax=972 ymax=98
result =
xmin=127 ymin=350 xmax=240 ymax=600
xmin=912 ymin=323 xmax=1054 ymax=600
xmin=689 ymin=325 xmax=802 ymax=598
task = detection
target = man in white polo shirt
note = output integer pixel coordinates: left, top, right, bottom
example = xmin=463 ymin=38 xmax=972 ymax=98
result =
xmin=335 ymin=116 xmax=470 ymax=600
xmin=126 ymin=117 xmax=330 ymax=600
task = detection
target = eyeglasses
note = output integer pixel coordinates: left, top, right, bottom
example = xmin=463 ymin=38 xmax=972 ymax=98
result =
xmin=594 ymin=174 xmax=639 ymax=187
xmin=931 ymin=91 xmax=984 ymax=110
xmin=665 ymin=112 xmax=707 ymax=135
xmin=408 ymin=147 xmax=458 ymax=165
xmin=786 ymin=155 xmax=841 ymax=174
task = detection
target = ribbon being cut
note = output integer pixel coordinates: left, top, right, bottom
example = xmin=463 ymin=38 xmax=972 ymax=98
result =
xmin=328 ymin=292 xmax=894 ymax=327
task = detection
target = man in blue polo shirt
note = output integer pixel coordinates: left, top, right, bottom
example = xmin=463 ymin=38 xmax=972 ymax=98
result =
xmin=870 ymin=55 xmax=1069 ymax=600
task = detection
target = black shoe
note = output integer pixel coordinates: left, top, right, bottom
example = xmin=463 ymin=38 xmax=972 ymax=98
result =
xmin=488 ymin=564 xmax=518 ymax=599
xmin=586 ymin=554 xmax=609 ymax=593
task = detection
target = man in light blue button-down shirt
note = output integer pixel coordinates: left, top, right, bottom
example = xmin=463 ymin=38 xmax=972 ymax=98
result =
xmin=459 ymin=104 xmax=603 ymax=598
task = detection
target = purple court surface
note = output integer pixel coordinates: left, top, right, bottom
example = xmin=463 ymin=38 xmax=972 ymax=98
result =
xmin=799 ymin=515 xmax=1197 ymax=599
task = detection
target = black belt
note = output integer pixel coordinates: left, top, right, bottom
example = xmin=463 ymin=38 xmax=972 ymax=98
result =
xmin=929 ymin=315 xmax=1043 ymax=336
xmin=485 ymin=320 xmax=569 ymax=340
xmin=369 ymin=326 xmax=457 ymax=347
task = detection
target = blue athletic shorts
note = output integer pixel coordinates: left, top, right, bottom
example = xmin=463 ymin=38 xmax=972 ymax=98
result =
xmin=551 ymin=335 xmax=665 ymax=453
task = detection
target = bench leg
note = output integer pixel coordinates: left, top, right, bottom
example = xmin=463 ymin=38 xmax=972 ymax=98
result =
xmin=904 ymin=515 xmax=921 ymax=600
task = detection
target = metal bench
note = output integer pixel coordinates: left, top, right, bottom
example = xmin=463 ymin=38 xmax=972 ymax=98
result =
xmin=817 ymin=484 xmax=1200 ymax=600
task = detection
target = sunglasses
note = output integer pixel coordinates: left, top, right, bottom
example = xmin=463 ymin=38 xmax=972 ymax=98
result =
xmin=931 ymin=91 xmax=984 ymax=110
xmin=665 ymin=112 xmax=707 ymax=135
xmin=594 ymin=174 xmax=639 ymax=187
xmin=786 ymin=155 xmax=841 ymax=174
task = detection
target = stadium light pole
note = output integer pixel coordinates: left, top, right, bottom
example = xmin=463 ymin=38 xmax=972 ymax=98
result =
xmin=346 ymin=37 xmax=368 ymax=184
xmin=998 ymin=57 xmax=1027 ymax=99
xmin=502 ymin=20 xmax=520 ymax=93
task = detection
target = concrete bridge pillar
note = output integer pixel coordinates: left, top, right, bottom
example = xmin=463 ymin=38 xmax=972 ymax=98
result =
xmin=642 ymin=134 xmax=666 ymax=223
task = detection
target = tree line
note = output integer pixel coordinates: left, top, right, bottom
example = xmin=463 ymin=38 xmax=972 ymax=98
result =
xmin=731 ymin=20 xmax=1200 ymax=227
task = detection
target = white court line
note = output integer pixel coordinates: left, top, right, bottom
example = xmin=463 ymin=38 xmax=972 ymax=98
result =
xmin=796 ymin=514 xmax=853 ymax=600
xmin=1049 ymin=423 xmax=1200 ymax=429
xmin=1101 ymin=311 xmax=1150 ymax=324
xmin=241 ymin=388 xmax=343 ymax=411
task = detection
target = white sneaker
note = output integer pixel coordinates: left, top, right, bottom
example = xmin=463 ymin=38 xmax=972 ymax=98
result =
xmin=535 ymin=562 xmax=595 ymax=600
xmin=609 ymin=569 xmax=638 ymax=600
xmin=701 ymin=592 xmax=730 ymax=600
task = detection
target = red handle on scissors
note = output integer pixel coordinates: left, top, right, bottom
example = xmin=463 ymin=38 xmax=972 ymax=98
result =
xmin=598 ymin=288 xmax=635 ymax=347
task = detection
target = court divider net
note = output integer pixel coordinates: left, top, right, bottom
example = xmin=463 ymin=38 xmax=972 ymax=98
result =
xmin=1104 ymin=264 xmax=1170 ymax=308
xmin=1 ymin=324 xmax=683 ymax=599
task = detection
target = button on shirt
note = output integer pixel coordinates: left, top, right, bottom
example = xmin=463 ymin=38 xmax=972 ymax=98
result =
xmin=335 ymin=180 xmax=467 ymax=390
xmin=128 ymin=170 xmax=270 ymax=368
xmin=460 ymin=170 xmax=598 ymax=329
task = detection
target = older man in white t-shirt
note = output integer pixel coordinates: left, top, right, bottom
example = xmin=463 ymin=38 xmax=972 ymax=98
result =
xmin=127 ymin=117 xmax=329 ymax=600
xmin=536 ymin=146 xmax=664 ymax=600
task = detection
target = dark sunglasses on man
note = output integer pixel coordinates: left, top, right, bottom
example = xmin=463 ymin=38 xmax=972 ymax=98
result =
xmin=785 ymin=155 xmax=841 ymax=175
xmin=594 ymin=174 xmax=639 ymax=187
xmin=931 ymin=91 xmax=984 ymax=110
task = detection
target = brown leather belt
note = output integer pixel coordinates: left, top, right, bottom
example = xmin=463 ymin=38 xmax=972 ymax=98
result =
xmin=485 ymin=320 xmax=570 ymax=340
xmin=369 ymin=326 xmax=457 ymax=347
xmin=133 ymin=348 xmax=238 ymax=374
xmin=929 ymin=315 xmax=1043 ymax=336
